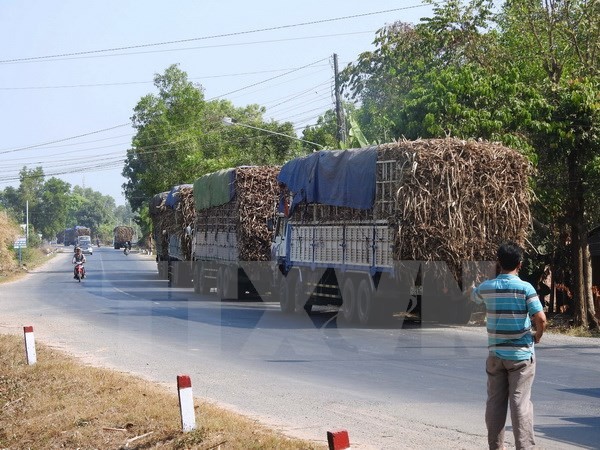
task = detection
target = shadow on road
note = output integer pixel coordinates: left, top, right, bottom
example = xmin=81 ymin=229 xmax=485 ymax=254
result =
xmin=533 ymin=416 xmax=600 ymax=449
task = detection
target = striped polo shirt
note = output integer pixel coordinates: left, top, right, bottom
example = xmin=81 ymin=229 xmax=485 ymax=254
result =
xmin=472 ymin=274 xmax=543 ymax=361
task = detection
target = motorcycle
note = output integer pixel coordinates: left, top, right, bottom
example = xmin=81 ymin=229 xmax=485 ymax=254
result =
xmin=123 ymin=246 xmax=130 ymax=255
xmin=74 ymin=262 xmax=85 ymax=282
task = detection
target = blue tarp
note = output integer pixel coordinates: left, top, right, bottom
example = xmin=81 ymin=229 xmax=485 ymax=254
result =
xmin=277 ymin=147 xmax=377 ymax=212
xmin=165 ymin=184 xmax=193 ymax=209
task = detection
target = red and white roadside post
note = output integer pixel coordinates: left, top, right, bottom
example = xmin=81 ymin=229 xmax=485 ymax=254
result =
xmin=23 ymin=326 xmax=37 ymax=365
xmin=177 ymin=375 xmax=196 ymax=432
xmin=327 ymin=429 xmax=351 ymax=450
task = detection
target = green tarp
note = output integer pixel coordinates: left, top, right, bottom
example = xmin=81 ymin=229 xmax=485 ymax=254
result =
xmin=193 ymin=168 xmax=236 ymax=210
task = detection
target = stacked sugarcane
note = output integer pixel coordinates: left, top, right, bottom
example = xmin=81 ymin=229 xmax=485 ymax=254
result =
xmin=195 ymin=166 xmax=280 ymax=261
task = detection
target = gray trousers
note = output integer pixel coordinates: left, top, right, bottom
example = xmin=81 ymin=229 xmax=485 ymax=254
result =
xmin=485 ymin=354 xmax=536 ymax=450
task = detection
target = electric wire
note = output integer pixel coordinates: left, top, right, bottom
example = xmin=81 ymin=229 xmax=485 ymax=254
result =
xmin=0 ymin=5 xmax=426 ymax=64
xmin=0 ymin=31 xmax=375 ymax=66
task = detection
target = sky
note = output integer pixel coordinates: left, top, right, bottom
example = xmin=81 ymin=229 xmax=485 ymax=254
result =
xmin=0 ymin=1 xmax=433 ymax=206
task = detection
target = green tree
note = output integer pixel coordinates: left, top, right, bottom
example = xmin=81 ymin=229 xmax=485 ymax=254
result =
xmin=69 ymin=186 xmax=115 ymax=236
xmin=123 ymin=64 xmax=207 ymax=211
xmin=123 ymin=65 xmax=303 ymax=212
xmin=18 ymin=166 xmax=45 ymax=229
xmin=341 ymin=0 xmax=600 ymax=327
xmin=0 ymin=186 xmax=21 ymax=220
xmin=498 ymin=0 xmax=600 ymax=328
xmin=37 ymin=177 xmax=71 ymax=240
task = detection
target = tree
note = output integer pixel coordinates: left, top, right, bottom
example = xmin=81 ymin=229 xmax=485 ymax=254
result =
xmin=37 ymin=178 xmax=71 ymax=240
xmin=123 ymin=64 xmax=207 ymax=211
xmin=0 ymin=186 xmax=21 ymax=221
xmin=341 ymin=0 xmax=600 ymax=327
xmin=69 ymin=186 xmax=115 ymax=236
xmin=18 ymin=166 xmax=45 ymax=230
xmin=498 ymin=0 xmax=600 ymax=328
xmin=123 ymin=65 xmax=302 ymax=212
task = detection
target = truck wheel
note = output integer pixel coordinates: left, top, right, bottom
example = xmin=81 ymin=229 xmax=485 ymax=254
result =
xmin=167 ymin=261 xmax=173 ymax=288
xmin=194 ymin=264 xmax=210 ymax=295
xmin=294 ymin=275 xmax=313 ymax=314
xmin=217 ymin=267 xmax=226 ymax=300
xmin=341 ymin=277 xmax=357 ymax=323
xmin=193 ymin=263 xmax=201 ymax=294
xmin=218 ymin=267 xmax=236 ymax=300
xmin=357 ymin=278 xmax=376 ymax=326
xmin=279 ymin=275 xmax=295 ymax=314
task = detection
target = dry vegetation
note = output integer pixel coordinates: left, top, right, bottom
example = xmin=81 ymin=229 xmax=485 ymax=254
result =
xmin=380 ymin=139 xmax=532 ymax=276
xmin=0 ymin=211 xmax=21 ymax=275
xmin=0 ymin=333 xmax=325 ymax=449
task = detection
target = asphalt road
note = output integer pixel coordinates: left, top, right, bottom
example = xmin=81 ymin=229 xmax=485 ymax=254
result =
xmin=1 ymin=248 xmax=599 ymax=449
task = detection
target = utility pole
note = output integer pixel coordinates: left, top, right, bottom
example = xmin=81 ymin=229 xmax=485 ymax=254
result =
xmin=333 ymin=53 xmax=346 ymax=147
xmin=26 ymin=200 xmax=29 ymax=241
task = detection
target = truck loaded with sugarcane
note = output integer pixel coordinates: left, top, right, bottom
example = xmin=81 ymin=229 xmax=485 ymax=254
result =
xmin=113 ymin=225 xmax=134 ymax=250
xmin=148 ymin=186 xmax=195 ymax=286
xmin=191 ymin=166 xmax=280 ymax=298
xmin=148 ymin=167 xmax=280 ymax=292
xmin=271 ymin=138 xmax=532 ymax=325
xmin=148 ymin=138 xmax=532 ymax=325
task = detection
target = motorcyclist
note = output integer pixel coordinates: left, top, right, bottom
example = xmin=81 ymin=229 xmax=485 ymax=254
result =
xmin=72 ymin=247 xmax=86 ymax=278
xmin=124 ymin=240 xmax=132 ymax=255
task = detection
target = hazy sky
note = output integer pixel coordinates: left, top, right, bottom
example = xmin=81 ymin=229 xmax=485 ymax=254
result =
xmin=0 ymin=1 xmax=432 ymax=205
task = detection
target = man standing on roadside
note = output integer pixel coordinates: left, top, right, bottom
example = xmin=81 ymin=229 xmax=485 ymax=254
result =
xmin=472 ymin=242 xmax=547 ymax=450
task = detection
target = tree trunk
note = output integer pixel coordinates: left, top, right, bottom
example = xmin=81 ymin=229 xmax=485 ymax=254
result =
xmin=568 ymin=148 xmax=600 ymax=329
xmin=583 ymin=242 xmax=599 ymax=329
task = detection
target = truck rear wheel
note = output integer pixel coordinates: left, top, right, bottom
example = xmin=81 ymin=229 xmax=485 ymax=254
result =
xmin=357 ymin=278 xmax=376 ymax=326
xmin=218 ymin=266 xmax=237 ymax=300
xmin=341 ymin=277 xmax=357 ymax=323
xmin=217 ymin=267 xmax=227 ymax=300
xmin=279 ymin=275 xmax=295 ymax=314
xmin=194 ymin=264 xmax=210 ymax=295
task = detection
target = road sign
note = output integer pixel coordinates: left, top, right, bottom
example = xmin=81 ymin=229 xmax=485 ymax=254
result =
xmin=13 ymin=237 xmax=27 ymax=249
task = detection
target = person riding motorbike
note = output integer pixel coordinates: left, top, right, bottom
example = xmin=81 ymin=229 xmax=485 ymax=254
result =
xmin=124 ymin=240 xmax=132 ymax=255
xmin=72 ymin=247 xmax=86 ymax=279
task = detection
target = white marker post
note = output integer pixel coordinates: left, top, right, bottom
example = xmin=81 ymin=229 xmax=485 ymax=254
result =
xmin=177 ymin=375 xmax=196 ymax=432
xmin=23 ymin=326 xmax=37 ymax=365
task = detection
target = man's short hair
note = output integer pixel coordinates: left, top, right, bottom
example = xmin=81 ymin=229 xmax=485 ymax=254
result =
xmin=497 ymin=242 xmax=523 ymax=271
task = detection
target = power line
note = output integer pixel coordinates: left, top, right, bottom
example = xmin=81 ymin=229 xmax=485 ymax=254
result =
xmin=0 ymin=32 xmax=375 ymax=66
xmin=2 ymin=57 xmax=332 ymax=155
xmin=263 ymin=81 xmax=332 ymax=109
xmin=0 ymin=124 xmax=131 ymax=155
xmin=208 ymin=57 xmax=329 ymax=100
xmin=0 ymin=5 xmax=426 ymax=64
xmin=0 ymin=66 xmax=332 ymax=91
xmin=268 ymin=93 xmax=332 ymax=116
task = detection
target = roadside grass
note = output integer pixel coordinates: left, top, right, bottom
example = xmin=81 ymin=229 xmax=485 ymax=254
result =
xmin=546 ymin=314 xmax=600 ymax=338
xmin=0 ymin=246 xmax=57 ymax=284
xmin=0 ymin=334 xmax=325 ymax=449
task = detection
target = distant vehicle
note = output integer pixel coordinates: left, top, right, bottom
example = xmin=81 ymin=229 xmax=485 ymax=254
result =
xmin=77 ymin=235 xmax=92 ymax=247
xmin=80 ymin=242 xmax=93 ymax=255
xmin=113 ymin=226 xmax=134 ymax=250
